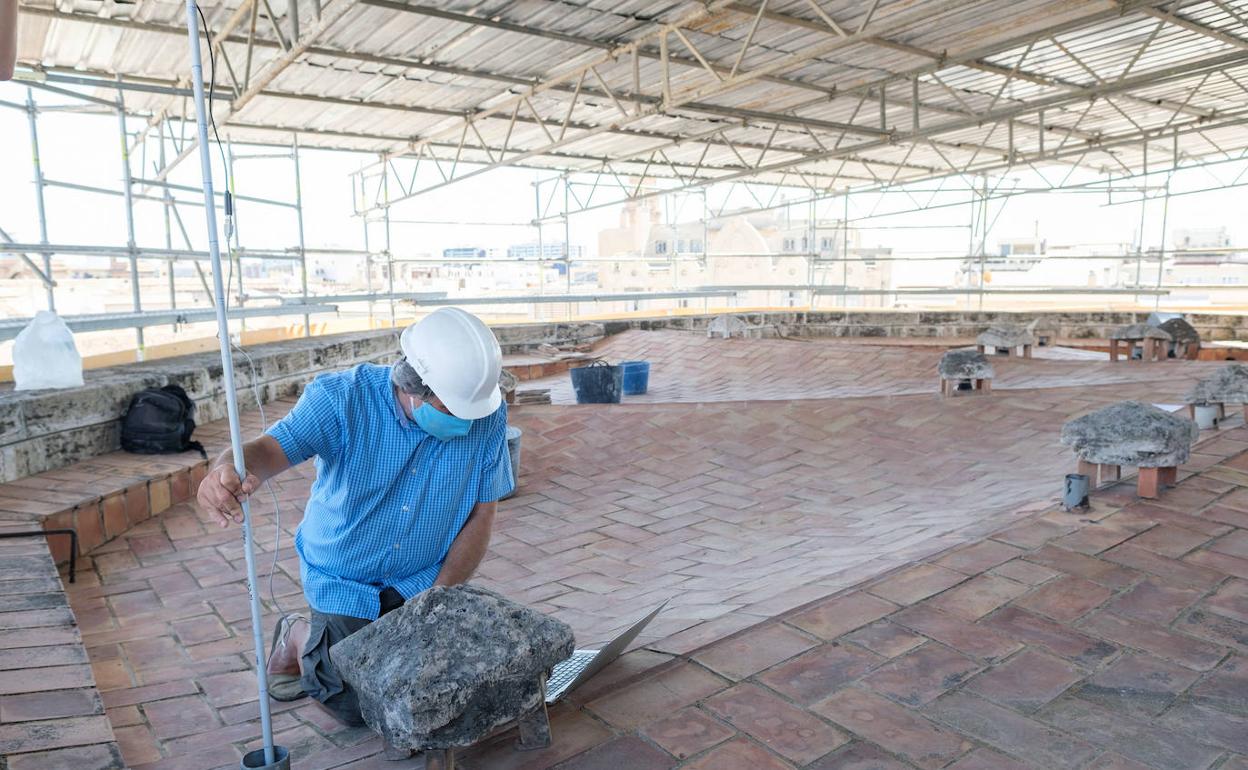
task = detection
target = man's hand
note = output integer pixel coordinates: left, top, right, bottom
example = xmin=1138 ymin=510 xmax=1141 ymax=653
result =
xmin=197 ymin=464 xmax=260 ymax=528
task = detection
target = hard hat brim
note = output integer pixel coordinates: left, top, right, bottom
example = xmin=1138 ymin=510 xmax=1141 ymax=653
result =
xmin=441 ymin=384 xmax=502 ymax=421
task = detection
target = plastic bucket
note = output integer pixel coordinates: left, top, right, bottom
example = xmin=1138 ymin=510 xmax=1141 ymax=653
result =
xmin=504 ymin=425 xmax=522 ymax=499
xmin=620 ymin=360 xmax=651 ymax=395
xmin=1063 ymin=473 xmax=1090 ymax=510
xmin=569 ymin=362 xmax=623 ymax=404
xmin=1194 ymin=404 xmax=1220 ymax=430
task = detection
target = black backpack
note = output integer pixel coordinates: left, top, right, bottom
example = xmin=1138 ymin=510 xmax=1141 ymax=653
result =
xmin=120 ymin=384 xmax=207 ymax=458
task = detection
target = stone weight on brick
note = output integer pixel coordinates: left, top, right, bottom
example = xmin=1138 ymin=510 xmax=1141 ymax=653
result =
xmin=1059 ymin=401 xmax=1197 ymax=467
xmin=1109 ymin=323 xmax=1171 ymax=341
xmin=977 ymin=324 xmax=1034 ymax=350
xmin=1158 ymin=317 xmax=1200 ymax=345
xmin=938 ymin=350 xmax=994 ymax=381
xmin=1187 ymin=363 xmax=1248 ymax=405
xmin=707 ymin=315 xmax=749 ymax=339
xmin=330 ymin=584 xmax=574 ymax=751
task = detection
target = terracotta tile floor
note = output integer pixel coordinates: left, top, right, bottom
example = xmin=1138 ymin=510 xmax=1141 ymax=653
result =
xmin=42 ymin=334 xmax=1248 ymax=768
xmin=524 ymin=330 xmax=1223 ymax=404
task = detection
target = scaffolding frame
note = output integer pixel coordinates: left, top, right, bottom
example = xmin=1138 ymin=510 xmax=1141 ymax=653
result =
xmin=5 ymin=0 xmax=1248 ymax=343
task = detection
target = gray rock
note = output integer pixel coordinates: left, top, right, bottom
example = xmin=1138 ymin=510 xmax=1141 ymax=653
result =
xmin=1186 ymin=363 xmax=1248 ymax=405
xmin=977 ymin=324 xmax=1034 ymax=349
xmin=707 ymin=314 xmax=749 ymax=339
xmin=1060 ymin=400 xmax=1198 ymax=467
xmin=1110 ymin=323 xmax=1171 ymax=341
xmin=498 ymin=368 xmax=520 ymax=395
xmin=1158 ymin=317 xmax=1200 ymax=345
xmin=330 ymin=584 xmax=575 ymax=750
xmin=938 ymin=349 xmax=994 ymax=380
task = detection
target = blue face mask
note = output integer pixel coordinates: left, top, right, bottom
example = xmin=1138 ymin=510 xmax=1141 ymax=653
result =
xmin=411 ymin=398 xmax=473 ymax=441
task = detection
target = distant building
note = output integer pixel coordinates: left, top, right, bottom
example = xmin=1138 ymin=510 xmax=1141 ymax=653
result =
xmin=595 ymin=198 xmax=892 ymax=307
xmin=507 ymin=242 xmax=584 ymax=260
xmin=443 ymin=246 xmax=486 ymax=260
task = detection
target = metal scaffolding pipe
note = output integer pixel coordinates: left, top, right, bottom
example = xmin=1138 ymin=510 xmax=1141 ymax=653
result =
xmin=294 ymin=134 xmax=310 ymax=336
xmin=115 ymin=79 xmax=145 ymax=356
xmin=25 ymin=89 xmax=55 ymax=311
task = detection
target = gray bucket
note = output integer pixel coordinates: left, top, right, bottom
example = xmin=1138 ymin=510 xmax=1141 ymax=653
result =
xmin=1063 ymin=473 xmax=1090 ymax=511
xmin=504 ymin=425 xmax=522 ymax=499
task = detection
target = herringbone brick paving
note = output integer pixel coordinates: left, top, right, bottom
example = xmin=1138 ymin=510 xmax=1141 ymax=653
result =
xmin=15 ymin=332 xmax=1246 ymax=768
xmin=526 ymin=330 xmax=1224 ymax=404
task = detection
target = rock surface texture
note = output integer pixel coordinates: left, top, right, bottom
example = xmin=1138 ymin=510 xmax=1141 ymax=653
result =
xmin=330 ymin=584 xmax=575 ymax=750
xmin=707 ymin=315 xmax=749 ymax=338
xmin=938 ymin=349 xmax=994 ymax=380
xmin=1186 ymin=363 xmax=1248 ymax=405
xmin=1110 ymin=323 xmax=1171 ymax=341
xmin=977 ymin=324 xmax=1034 ymax=349
xmin=1159 ymin=317 xmax=1200 ymax=345
xmin=1060 ymin=400 xmax=1198 ymax=467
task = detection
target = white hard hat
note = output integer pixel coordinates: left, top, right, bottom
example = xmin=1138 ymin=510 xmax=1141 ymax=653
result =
xmin=399 ymin=308 xmax=502 ymax=420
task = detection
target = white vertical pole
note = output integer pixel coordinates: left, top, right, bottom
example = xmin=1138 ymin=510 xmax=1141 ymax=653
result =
xmin=116 ymin=79 xmax=145 ymax=357
xmin=183 ymin=3 xmax=276 ymax=763
xmin=25 ymin=89 xmax=55 ymax=312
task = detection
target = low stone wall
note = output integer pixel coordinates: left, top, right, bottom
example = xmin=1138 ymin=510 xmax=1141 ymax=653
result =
xmin=605 ymin=309 xmax=1248 ymax=342
xmin=0 ymin=321 xmax=608 ymax=483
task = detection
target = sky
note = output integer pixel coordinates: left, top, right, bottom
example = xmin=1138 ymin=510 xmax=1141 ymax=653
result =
xmin=2 ymin=77 xmax=1247 ymax=303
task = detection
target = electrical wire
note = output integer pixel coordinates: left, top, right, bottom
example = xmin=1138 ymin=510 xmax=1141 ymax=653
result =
xmin=193 ymin=3 xmax=235 ymax=311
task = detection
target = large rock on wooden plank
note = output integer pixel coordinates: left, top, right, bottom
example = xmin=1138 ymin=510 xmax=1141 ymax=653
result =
xmin=707 ymin=315 xmax=749 ymax=339
xmin=1110 ymin=323 xmax=1171 ymax=341
xmin=977 ymin=324 xmax=1034 ymax=350
xmin=1187 ymin=363 xmax=1248 ymax=405
xmin=1060 ymin=401 xmax=1197 ymax=468
xmin=1158 ymin=317 xmax=1200 ymax=347
xmin=938 ymin=349 xmax=994 ymax=380
xmin=330 ymin=584 xmax=574 ymax=750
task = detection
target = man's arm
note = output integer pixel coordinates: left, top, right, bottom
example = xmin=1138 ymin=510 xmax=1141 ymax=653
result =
xmin=196 ymin=434 xmax=292 ymax=528
xmin=433 ymin=501 xmax=496 ymax=587
xmin=1 ymin=0 xmax=18 ymax=81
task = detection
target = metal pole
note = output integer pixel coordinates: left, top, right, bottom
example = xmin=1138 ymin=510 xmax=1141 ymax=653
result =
xmin=229 ymin=139 xmax=245 ymax=334
xmin=25 ymin=89 xmax=55 ymax=312
xmin=1155 ymin=176 xmax=1171 ymax=311
xmin=535 ymin=180 xmax=544 ymax=305
xmin=563 ymin=175 xmax=572 ymax=320
xmin=807 ymin=195 xmax=816 ymax=309
xmin=841 ymin=192 xmax=849 ymax=308
xmin=383 ymin=159 xmax=395 ymax=328
xmin=293 ymin=134 xmax=310 ymax=336
xmin=361 ymin=208 xmax=374 ymax=327
xmin=978 ymin=174 xmax=987 ymax=311
xmin=1134 ymin=174 xmax=1148 ymax=305
xmin=116 ymin=78 xmax=145 ymax=357
xmin=184 ymin=2 xmax=277 ymax=764
xmin=161 ymin=124 xmax=177 ymax=330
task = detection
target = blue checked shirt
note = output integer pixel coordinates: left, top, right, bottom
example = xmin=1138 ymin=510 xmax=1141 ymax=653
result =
xmin=266 ymin=363 xmax=513 ymax=619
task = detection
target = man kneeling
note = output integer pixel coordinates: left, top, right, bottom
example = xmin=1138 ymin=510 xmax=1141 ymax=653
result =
xmin=196 ymin=308 xmax=513 ymax=746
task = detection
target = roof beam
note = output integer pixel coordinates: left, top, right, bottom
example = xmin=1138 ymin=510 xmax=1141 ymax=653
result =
xmin=1137 ymin=5 xmax=1248 ymax=50
xmin=152 ymin=0 xmax=363 ymax=182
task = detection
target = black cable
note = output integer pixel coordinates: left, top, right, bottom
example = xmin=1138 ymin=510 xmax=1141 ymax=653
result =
xmin=194 ymin=2 xmax=235 ymax=312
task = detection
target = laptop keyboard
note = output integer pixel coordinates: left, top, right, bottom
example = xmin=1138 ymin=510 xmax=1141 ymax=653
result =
xmin=545 ymin=650 xmax=597 ymax=702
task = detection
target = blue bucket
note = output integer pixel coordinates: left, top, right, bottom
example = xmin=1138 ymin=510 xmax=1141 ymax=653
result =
xmin=503 ymin=425 xmax=521 ymax=499
xmin=569 ymin=362 xmax=623 ymax=404
xmin=620 ymin=360 xmax=650 ymax=395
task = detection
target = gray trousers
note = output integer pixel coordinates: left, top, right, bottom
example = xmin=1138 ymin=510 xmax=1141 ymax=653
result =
xmin=299 ymin=587 xmax=405 ymax=726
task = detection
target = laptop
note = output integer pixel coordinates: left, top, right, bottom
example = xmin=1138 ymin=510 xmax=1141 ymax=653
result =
xmin=545 ymin=601 xmax=667 ymax=703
